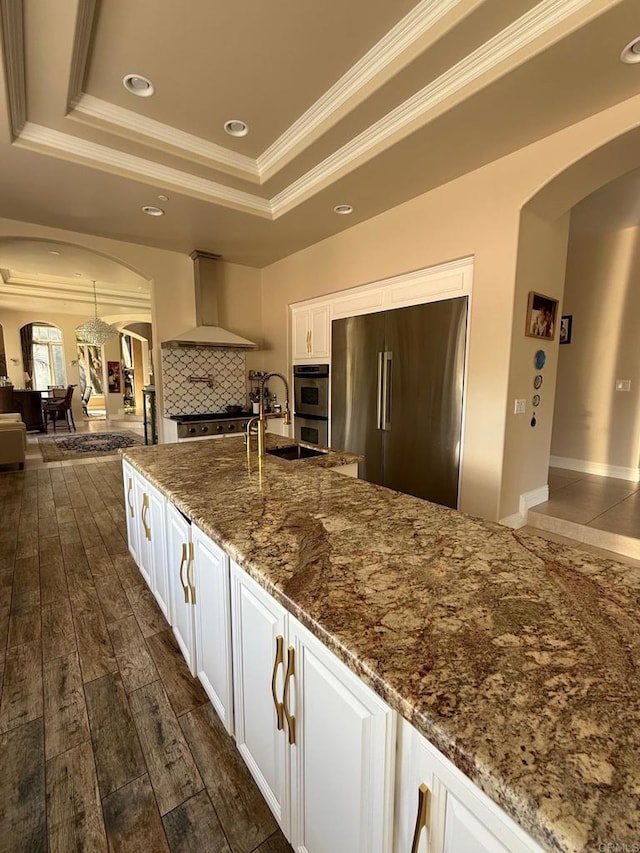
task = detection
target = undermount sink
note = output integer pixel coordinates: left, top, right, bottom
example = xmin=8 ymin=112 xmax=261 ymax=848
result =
xmin=266 ymin=444 xmax=328 ymax=461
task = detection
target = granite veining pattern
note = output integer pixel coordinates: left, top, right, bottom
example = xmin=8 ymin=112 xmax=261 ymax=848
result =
xmin=123 ymin=437 xmax=640 ymax=852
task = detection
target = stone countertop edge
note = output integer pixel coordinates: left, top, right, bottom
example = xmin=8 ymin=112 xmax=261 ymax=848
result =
xmin=121 ymin=439 xmax=640 ymax=853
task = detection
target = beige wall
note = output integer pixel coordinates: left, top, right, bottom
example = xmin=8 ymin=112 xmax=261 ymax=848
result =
xmin=259 ymin=93 xmax=640 ymax=521
xmin=499 ymin=209 xmax=570 ymax=519
xmin=551 ymin=226 xmax=640 ymax=472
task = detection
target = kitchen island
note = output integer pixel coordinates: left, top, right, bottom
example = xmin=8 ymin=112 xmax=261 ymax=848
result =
xmin=122 ymin=436 xmax=640 ymax=852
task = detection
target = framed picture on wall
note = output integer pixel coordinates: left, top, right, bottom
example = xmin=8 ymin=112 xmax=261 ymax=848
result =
xmin=525 ymin=292 xmax=558 ymax=341
xmin=107 ymin=361 xmax=121 ymax=393
xmin=559 ymin=315 xmax=573 ymax=344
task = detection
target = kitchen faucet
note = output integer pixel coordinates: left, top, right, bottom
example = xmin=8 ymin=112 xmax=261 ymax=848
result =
xmin=245 ymin=372 xmax=291 ymax=458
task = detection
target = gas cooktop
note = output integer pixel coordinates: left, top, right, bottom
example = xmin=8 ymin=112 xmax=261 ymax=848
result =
xmin=169 ymin=412 xmax=250 ymax=422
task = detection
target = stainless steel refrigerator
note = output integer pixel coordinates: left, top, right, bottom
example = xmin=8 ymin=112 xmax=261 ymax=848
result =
xmin=331 ymin=297 xmax=467 ymax=508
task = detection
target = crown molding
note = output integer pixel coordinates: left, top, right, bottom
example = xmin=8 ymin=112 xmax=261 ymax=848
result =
xmin=15 ymin=123 xmax=273 ymax=217
xmin=1 ymin=268 xmax=151 ymax=300
xmin=270 ymin=0 xmax=595 ymax=216
xmin=0 ymin=279 xmax=150 ymax=310
xmin=0 ymin=0 xmax=26 ymax=137
xmin=257 ymin=0 xmax=464 ymax=179
xmin=68 ymin=94 xmax=261 ymax=182
xmin=67 ymin=0 xmax=98 ymax=106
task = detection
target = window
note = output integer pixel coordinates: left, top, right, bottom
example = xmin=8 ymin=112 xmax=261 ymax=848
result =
xmin=32 ymin=324 xmax=66 ymax=389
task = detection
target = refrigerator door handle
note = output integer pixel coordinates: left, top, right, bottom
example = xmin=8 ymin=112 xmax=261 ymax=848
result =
xmin=376 ymin=351 xmax=384 ymax=430
xmin=382 ymin=351 xmax=393 ymax=431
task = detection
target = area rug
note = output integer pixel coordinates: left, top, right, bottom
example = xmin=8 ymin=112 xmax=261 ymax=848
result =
xmin=37 ymin=431 xmax=144 ymax=462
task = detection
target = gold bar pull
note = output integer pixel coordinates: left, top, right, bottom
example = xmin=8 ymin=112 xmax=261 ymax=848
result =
xmin=141 ymin=493 xmax=151 ymax=540
xmin=283 ymin=645 xmax=296 ymax=745
xmin=179 ymin=543 xmax=189 ymax=603
xmin=127 ymin=478 xmax=134 ymax=517
xmin=187 ymin=542 xmax=196 ymax=605
xmin=410 ymin=783 xmax=431 ymax=853
xmin=271 ymin=635 xmax=285 ymax=730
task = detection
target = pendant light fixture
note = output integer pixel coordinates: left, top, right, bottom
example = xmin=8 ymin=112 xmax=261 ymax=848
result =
xmin=76 ymin=280 xmax=117 ymax=346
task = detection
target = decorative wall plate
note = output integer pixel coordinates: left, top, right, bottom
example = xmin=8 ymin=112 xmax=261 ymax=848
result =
xmin=534 ymin=350 xmax=546 ymax=370
xmin=533 ymin=374 xmax=543 ymax=389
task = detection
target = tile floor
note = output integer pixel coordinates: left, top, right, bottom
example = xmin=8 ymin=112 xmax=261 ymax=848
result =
xmin=526 ymin=467 xmax=640 ymax=563
xmin=0 ymin=456 xmax=292 ymax=852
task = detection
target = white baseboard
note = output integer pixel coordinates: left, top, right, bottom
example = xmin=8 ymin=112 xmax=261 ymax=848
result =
xmin=550 ymin=455 xmax=640 ymax=482
xmin=500 ymin=485 xmax=549 ymax=529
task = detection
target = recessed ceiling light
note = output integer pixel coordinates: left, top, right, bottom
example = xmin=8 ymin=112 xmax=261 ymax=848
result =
xmin=620 ymin=36 xmax=640 ymax=64
xmin=142 ymin=205 xmax=165 ymax=216
xmin=123 ymin=73 xmax=155 ymax=97
xmin=334 ymin=204 xmax=353 ymax=215
xmin=74 ymin=272 xmax=82 ymax=277
xmin=224 ymin=119 xmax=248 ymax=138
xmin=48 ymin=250 xmax=61 ymax=255
xmin=157 ymin=194 xmax=169 ymax=202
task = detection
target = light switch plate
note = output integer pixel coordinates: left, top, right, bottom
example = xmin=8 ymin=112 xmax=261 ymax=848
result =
xmin=514 ymin=399 xmax=526 ymax=414
xmin=615 ymin=379 xmax=631 ymax=392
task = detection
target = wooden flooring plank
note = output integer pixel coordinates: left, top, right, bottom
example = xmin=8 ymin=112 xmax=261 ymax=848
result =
xmin=58 ymin=521 xmax=82 ymax=545
xmin=43 ymin=652 xmax=91 ymax=759
xmin=129 ymin=680 xmax=203 ymax=815
xmin=125 ymin=584 xmax=168 ymax=638
xmin=84 ymin=672 xmax=146 ymax=798
xmin=7 ymin=602 xmax=41 ymax=648
xmin=94 ymin=575 xmax=132 ymax=625
xmin=0 ymin=718 xmax=46 ymax=852
xmin=39 ymin=539 xmax=69 ymax=605
xmin=0 ymin=639 xmax=43 ymax=733
xmin=85 ymin=542 xmax=115 ymax=579
xmin=253 ymin=833 xmax=294 ymax=853
xmin=145 ymin=630 xmax=207 ymax=718
xmin=42 ymin=598 xmax=77 ymax=662
xmin=163 ymin=790 xmax=231 ymax=853
xmin=112 ymin=553 xmax=146 ymax=592
xmin=46 ymin=740 xmax=108 ymax=853
xmin=0 ymin=566 xmax=13 ymax=609
xmin=102 ymin=774 xmax=169 ymax=853
xmin=180 ymin=702 xmax=278 ymax=853
xmin=0 ymin=605 xmax=9 ymax=664
xmin=71 ymin=608 xmax=118 ymax=683
xmin=38 ymin=515 xmax=59 ymax=540
xmin=11 ymin=556 xmax=40 ymax=610
xmin=108 ymin=615 xmax=159 ymax=693
xmin=55 ymin=505 xmax=76 ymax=526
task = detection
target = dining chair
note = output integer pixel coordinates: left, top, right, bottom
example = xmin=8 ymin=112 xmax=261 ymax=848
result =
xmin=42 ymin=384 xmax=76 ymax=432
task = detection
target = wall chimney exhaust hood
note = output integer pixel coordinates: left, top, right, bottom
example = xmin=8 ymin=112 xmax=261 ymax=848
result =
xmin=161 ymin=250 xmax=257 ymax=349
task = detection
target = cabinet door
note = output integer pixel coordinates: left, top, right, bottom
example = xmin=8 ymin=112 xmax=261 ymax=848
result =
xmin=395 ymin=718 xmax=542 ymax=853
xmin=231 ymin=561 xmax=290 ymax=834
xmin=147 ymin=481 xmax=170 ymax=623
xmin=292 ymin=309 xmax=311 ymax=360
xmin=133 ymin=472 xmax=152 ymax=587
xmin=309 ymin=305 xmax=330 ymax=359
xmin=192 ymin=525 xmax=233 ymax=734
xmin=289 ymin=618 xmax=395 ymax=853
xmin=165 ymin=502 xmax=196 ymax=675
xmin=122 ymin=461 xmax=139 ymax=565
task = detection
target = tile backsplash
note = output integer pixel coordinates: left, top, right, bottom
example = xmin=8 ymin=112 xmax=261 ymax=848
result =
xmin=162 ymin=347 xmax=246 ymax=415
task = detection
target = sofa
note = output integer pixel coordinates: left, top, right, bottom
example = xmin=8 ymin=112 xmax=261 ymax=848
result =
xmin=0 ymin=413 xmax=27 ymax=469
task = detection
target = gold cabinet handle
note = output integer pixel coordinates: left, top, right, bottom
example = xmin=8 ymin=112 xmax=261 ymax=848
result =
xmin=187 ymin=541 xmax=196 ymax=605
xmin=179 ymin=543 xmax=189 ymax=603
xmin=127 ymin=478 xmax=134 ymax=517
xmin=283 ymin=645 xmax=296 ymax=745
xmin=307 ymin=329 xmax=311 ymax=353
xmin=410 ymin=783 xmax=431 ymax=853
xmin=141 ymin=493 xmax=151 ymax=540
xmin=271 ymin=635 xmax=285 ymax=731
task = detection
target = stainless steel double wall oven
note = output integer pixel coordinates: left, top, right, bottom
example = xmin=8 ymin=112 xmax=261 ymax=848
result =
xmin=293 ymin=364 xmax=329 ymax=446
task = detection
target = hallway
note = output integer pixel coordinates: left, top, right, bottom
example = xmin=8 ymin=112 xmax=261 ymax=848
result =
xmin=0 ymin=459 xmax=291 ymax=852
xmin=525 ymin=467 xmax=640 ymax=563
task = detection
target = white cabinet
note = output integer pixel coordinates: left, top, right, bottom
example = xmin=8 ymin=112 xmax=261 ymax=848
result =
xmin=289 ymin=618 xmax=395 ymax=853
xmin=231 ymin=560 xmax=290 ymax=833
xmin=165 ymin=501 xmax=197 ymax=675
xmin=122 ymin=460 xmax=139 ymax=565
xmin=394 ymin=718 xmax=542 ymax=853
xmin=192 ymin=525 xmax=234 ymax=734
xmin=230 ymin=560 xmax=395 ymax=851
xmin=292 ymin=304 xmax=330 ymax=361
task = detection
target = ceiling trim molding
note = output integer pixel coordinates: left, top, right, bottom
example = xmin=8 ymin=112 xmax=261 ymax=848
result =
xmin=270 ymin=0 xmax=596 ymax=216
xmin=0 ymin=0 xmax=26 ymax=138
xmin=257 ymin=0 xmax=464 ymax=179
xmin=1 ymin=268 xmax=151 ymax=300
xmin=67 ymin=0 xmax=99 ymax=106
xmin=68 ymin=94 xmax=261 ymax=182
xmin=0 ymin=283 xmax=150 ymax=310
xmin=15 ymin=123 xmax=274 ymax=218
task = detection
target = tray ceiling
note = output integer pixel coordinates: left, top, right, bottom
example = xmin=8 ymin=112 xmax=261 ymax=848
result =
xmin=1 ymin=0 xmax=640 ymax=266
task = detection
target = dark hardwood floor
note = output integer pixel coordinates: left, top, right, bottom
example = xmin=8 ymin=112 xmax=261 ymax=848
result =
xmin=0 ymin=460 xmax=292 ymax=853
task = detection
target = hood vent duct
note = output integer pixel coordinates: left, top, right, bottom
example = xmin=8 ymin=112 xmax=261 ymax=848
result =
xmin=161 ymin=250 xmax=257 ymax=349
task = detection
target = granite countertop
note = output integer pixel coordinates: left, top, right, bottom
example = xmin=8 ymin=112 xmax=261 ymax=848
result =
xmin=122 ymin=436 xmax=640 ymax=852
